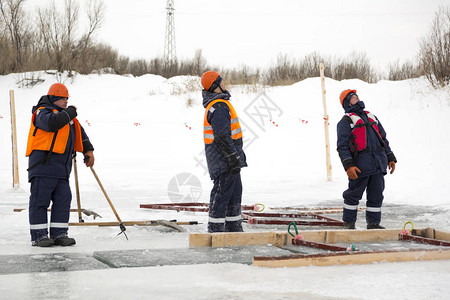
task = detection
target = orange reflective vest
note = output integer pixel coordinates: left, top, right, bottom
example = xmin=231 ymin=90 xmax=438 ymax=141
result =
xmin=26 ymin=107 xmax=83 ymax=156
xmin=203 ymin=99 xmax=243 ymax=144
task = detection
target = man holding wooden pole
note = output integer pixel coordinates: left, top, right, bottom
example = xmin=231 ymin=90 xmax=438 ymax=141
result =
xmin=26 ymin=83 xmax=94 ymax=247
xmin=337 ymin=90 xmax=396 ymax=230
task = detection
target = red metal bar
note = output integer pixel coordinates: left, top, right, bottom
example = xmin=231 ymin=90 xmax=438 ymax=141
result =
xmin=270 ymin=206 xmax=344 ymax=211
xmin=292 ymin=239 xmax=349 ymax=251
xmin=140 ymin=204 xmax=209 ymax=212
xmin=246 ymin=216 xmax=344 ymax=226
xmin=140 ymin=203 xmax=258 ymax=213
xmin=399 ymin=234 xmax=450 ymax=247
xmin=244 ymin=212 xmax=322 ymax=218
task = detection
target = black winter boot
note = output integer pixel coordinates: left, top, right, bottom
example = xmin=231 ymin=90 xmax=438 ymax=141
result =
xmin=367 ymin=224 xmax=385 ymax=229
xmin=54 ymin=237 xmax=76 ymax=246
xmin=32 ymin=237 xmax=55 ymax=247
xmin=344 ymin=222 xmax=356 ymax=229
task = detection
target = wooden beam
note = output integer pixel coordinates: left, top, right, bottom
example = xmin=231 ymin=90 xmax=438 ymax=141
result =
xmin=211 ymin=232 xmax=276 ymax=248
xmin=189 ymin=232 xmax=290 ymax=248
xmin=253 ymin=248 xmax=450 ymax=268
xmin=435 ymin=229 xmax=450 ymax=242
xmin=189 ymin=233 xmax=213 ymax=247
xmin=324 ymin=229 xmax=401 ymax=243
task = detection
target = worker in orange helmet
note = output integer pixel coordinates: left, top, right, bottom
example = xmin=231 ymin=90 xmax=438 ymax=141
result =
xmin=201 ymin=71 xmax=247 ymax=233
xmin=26 ymin=83 xmax=95 ymax=247
xmin=337 ymin=89 xmax=397 ymax=230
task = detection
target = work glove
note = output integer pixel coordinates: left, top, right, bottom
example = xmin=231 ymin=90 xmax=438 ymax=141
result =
xmin=388 ymin=161 xmax=396 ymax=174
xmin=346 ymin=166 xmax=361 ymax=180
xmin=226 ymin=152 xmax=241 ymax=175
xmin=83 ymin=151 xmax=95 ymax=167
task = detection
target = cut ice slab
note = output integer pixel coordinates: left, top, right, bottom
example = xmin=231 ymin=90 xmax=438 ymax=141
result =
xmin=93 ymin=246 xmax=293 ymax=268
xmin=0 ymin=253 xmax=109 ymax=275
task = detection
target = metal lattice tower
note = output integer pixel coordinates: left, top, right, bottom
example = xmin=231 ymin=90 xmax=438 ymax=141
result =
xmin=164 ymin=0 xmax=176 ymax=66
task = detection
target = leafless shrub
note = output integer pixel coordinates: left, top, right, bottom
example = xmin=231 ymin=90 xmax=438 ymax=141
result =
xmin=15 ymin=71 xmax=44 ymax=88
xmin=418 ymin=6 xmax=450 ymax=87
xmin=129 ymin=59 xmax=149 ymax=77
xmin=185 ymin=97 xmax=195 ymax=107
xmin=331 ymin=52 xmax=377 ymax=83
xmin=388 ymin=59 xmax=422 ymax=81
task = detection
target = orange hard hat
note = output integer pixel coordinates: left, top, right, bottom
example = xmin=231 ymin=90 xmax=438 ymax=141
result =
xmin=47 ymin=83 xmax=69 ymax=98
xmin=339 ymin=89 xmax=357 ymax=107
xmin=201 ymin=71 xmax=221 ymax=91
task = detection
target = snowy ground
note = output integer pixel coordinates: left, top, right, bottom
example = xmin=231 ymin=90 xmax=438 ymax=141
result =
xmin=1 ymin=72 xmax=450 ymax=299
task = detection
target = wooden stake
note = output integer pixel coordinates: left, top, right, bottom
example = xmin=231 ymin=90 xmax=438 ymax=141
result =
xmin=9 ymin=90 xmax=20 ymax=189
xmin=320 ymin=63 xmax=332 ymax=181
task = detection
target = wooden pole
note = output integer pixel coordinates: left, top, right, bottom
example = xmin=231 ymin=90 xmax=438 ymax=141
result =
xmin=320 ymin=63 xmax=332 ymax=181
xmin=90 ymin=166 xmax=123 ymax=223
xmin=90 ymin=166 xmax=128 ymax=238
xmin=73 ymin=156 xmax=84 ymax=222
xmin=9 ymin=90 xmax=20 ymax=189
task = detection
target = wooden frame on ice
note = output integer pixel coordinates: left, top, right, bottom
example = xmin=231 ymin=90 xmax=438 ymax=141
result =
xmin=189 ymin=228 xmax=450 ymax=267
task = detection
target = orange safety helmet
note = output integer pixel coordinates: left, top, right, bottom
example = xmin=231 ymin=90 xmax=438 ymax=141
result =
xmin=201 ymin=71 xmax=221 ymax=91
xmin=339 ymin=89 xmax=357 ymax=107
xmin=47 ymin=83 xmax=69 ymax=98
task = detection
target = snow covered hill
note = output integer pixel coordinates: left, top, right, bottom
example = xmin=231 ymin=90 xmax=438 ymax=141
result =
xmin=1 ymin=72 xmax=449 ymax=299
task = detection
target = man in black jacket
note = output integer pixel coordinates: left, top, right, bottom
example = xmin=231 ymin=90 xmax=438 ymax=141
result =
xmin=337 ymin=89 xmax=396 ymax=229
xmin=201 ymin=71 xmax=247 ymax=233
xmin=26 ymin=83 xmax=94 ymax=246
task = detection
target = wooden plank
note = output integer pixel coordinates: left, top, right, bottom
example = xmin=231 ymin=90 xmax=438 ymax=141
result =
xmin=211 ymin=232 xmax=277 ymax=248
xmin=434 ymin=229 xmax=450 ymax=242
xmin=253 ymin=248 xmax=450 ymax=268
xmin=189 ymin=232 xmax=291 ymax=248
xmin=273 ymin=232 xmax=288 ymax=247
xmin=325 ymin=229 xmax=401 ymax=244
xmin=189 ymin=233 xmax=212 ymax=247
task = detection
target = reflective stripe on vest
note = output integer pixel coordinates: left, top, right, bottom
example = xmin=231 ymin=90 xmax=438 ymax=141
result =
xmin=26 ymin=107 xmax=83 ymax=156
xmin=203 ymin=99 xmax=243 ymax=144
xmin=345 ymin=111 xmax=384 ymax=153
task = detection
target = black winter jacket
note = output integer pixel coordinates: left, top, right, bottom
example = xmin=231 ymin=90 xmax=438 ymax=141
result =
xmin=202 ymin=90 xmax=247 ymax=180
xmin=27 ymin=96 xmax=93 ymax=182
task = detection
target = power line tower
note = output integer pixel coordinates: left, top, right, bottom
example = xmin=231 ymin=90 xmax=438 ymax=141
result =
xmin=164 ymin=0 xmax=176 ymax=66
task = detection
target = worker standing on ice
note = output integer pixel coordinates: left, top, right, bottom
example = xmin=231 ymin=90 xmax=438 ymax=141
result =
xmin=26 ymin=83 xmax=95 ymax=247
xmin=337 ymin=89 xmax=397 ymax=230
xmin=201 ymin=71 xmax=247 ymax=233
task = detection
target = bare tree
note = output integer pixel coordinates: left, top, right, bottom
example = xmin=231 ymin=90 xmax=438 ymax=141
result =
xmin=0 ymin=0 xmax=32 ymax=72
xmin=418 ymin=6 xmax=450 ymax=87
xmin=37 ymin=0 xmax=105 ymax=75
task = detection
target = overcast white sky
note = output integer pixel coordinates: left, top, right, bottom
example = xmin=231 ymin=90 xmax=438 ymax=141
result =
xmin=27 ymin=0 xmax=449 ymax=72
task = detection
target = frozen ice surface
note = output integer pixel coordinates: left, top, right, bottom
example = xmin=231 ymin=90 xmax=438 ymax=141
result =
xmin=93 ymin=246 xmax=293 ymax=268
xmin=0 ymin=252 xmax=109 ymax=275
